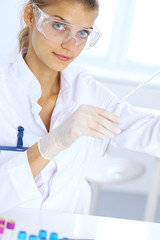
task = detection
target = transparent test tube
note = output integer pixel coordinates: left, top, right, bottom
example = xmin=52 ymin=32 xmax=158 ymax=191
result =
xmin=3 ymin=220 xmax=15 ymax=240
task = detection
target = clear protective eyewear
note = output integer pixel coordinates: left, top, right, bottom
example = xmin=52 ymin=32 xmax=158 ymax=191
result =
xmin=31 ymin=4 xmax=101 ymax=50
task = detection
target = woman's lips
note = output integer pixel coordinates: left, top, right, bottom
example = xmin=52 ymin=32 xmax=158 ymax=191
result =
xmin=53 ymin=52 xmax=72 ymax=62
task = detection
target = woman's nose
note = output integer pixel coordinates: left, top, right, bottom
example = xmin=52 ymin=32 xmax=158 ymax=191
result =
xmin=61 ymin=37 xmax=77 ymax=50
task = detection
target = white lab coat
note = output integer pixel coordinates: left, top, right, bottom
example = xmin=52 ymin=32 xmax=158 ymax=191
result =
xmin=0 ymin=50 xmax=160 ymax=214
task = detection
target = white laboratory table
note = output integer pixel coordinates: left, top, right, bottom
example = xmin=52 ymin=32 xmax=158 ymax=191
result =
xmin=1 ymin=208 xmax=160 ymax=240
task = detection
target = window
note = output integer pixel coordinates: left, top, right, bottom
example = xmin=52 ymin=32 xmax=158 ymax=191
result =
xmin=74 ymin=0 xmax=160 ymax=85
xmin=128 ymin=0 xmax=160 ymax=66
xmin=86 ymin=0 xmax=118 ymax=56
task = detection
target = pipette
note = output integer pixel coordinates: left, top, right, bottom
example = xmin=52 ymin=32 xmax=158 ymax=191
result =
xmin=120 ymin=70 xmax=160 ymax=102
xmin=100 ymin=70 xmax=160 ymax=157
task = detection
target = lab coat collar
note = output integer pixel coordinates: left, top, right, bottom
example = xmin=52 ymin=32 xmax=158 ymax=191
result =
xmin=60 ymin=70 xmax=73 ymax=105
xmin=11 ymin=49 xmax=75 ymax=114
xmin=11 ymin=49 xmax=41 ymax=92
xmin=11 ymin=49 xmax=42 ymax=114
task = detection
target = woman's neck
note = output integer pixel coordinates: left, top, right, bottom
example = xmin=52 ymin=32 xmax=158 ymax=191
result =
xmin=24 ymin=48 xmax=60 ymax=97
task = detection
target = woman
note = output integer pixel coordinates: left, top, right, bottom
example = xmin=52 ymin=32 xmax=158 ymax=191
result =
xmin=0 ymin=0 xmax=160 ymax=214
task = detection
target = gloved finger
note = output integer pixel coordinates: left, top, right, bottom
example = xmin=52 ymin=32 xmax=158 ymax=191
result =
xmin=91 ymin=106 xmax=123 ymax=124
xmin=89 ymin=122 xmax=117 ymax=138
xmin=87 ymin=127 xmax=115 ymax=139
xmin=93 ymin=115 xmax=121 ymax=134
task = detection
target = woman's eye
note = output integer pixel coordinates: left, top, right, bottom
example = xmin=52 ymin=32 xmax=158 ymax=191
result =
xmin=52 ymin=22 xmax=65 ymax=31
xmin=78 ymin=30 xmax=89 ymax=38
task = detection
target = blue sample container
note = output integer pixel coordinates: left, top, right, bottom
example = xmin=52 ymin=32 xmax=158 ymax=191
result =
xmin=17 ymin=231 xmax=27 ymax=240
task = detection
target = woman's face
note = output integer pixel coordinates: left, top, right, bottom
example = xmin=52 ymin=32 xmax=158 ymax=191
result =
xmin=26 ymin=1 xmax=98 ymax=72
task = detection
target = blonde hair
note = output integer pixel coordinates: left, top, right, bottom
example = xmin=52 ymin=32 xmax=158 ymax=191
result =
xmin=18 ymin=0 xmax=99 ymax=52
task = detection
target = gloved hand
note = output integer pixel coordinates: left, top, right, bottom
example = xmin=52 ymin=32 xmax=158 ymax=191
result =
xmin=100 ymin=102 xmax=124 ymax=157
xmin=38 ymin=104 xmax=122 ymax=160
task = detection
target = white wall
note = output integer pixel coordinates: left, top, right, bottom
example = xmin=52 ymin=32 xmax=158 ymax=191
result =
xmin=0 ymin=0 xmax=25 ymax=66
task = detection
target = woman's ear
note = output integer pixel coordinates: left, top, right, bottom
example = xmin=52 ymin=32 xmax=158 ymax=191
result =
xmin=24 ymin=5 xmax=34 ymax=28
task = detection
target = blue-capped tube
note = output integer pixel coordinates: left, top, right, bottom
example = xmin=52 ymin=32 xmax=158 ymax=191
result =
xmin=17 ymin=231 xmax=27 ymax=240
xmin=49 ymin=233 xmax=58 ymax=240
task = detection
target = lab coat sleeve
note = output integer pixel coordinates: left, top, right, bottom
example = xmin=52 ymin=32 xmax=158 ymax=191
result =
xmin=0 ymin=151 xmax=41 ymax=213
xmin=108 ymin=100 xmax=160 ymax=158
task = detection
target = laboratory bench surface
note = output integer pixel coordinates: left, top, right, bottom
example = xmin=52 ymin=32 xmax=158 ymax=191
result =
xmin=1 ymin=207 xmax=160 ymax=240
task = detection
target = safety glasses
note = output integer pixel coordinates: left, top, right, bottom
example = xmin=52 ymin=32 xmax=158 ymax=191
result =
xmin=31 ymin=4 xmax=101 ymax=50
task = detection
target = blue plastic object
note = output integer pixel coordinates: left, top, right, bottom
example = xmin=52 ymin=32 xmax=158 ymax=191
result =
xmin=17 ymin=126 xmax=24 ymax=149
xmin=28 ymin=235 xmax=37 ymax=240
xmin=49 ymin=233 xmax=58 ymax=240
xmin=38 ymin=230 xmax=47 ymax=239
xmin=17 ymin=231 xmax=27 ymax=240
xmin=61 ymin=238 xmax=71 ymax=240
xmin=0 ymin=146 xmax=28 ymax=151
xmin=0 ymin=126 xmax=29 ymax=152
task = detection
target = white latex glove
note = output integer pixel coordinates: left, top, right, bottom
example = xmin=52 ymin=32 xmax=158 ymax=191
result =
xmin=38 ymin=104 xmax=122 ymax=160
